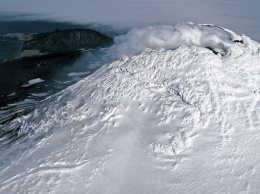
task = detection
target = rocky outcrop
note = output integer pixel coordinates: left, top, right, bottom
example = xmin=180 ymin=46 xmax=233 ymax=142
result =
xmin=14 ymin=28 xmax=112 ymax=58
xmin=0 ymin=28 xmax=113 ymax=106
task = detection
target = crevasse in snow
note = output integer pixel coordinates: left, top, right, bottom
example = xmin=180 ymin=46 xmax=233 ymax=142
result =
xmin=1 ymin=23 xmax=260 ymax=194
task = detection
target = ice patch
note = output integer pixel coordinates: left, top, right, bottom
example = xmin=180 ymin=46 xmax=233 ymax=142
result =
xmin=3 ymin=33 xmax=34 ymax=41
xmin=7 ymin=92 xmax=16 ymax=97
xmin=68 ymin=71 xmax=90 ymax=77
xmin=21 ymin=78 xmax=44 ymax=87
xmin=30 ymin=92 xmax=50 ymax=97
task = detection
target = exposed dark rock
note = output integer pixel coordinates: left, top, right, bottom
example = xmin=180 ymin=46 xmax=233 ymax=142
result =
xmin=234 ymin=39 xmax=243 ymax=44
xmin=0 ymin=51 xmax=81 ymax=106
xmin=205 ymin=47 xmax=224 ymax=56
xmin=14 ymin=28 xmax=112 ymax=58
xmin=0 ymin=28 xmax=113 ymax=106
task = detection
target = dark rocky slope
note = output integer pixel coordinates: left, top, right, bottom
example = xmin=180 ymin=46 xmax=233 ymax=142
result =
xmin=14 ymin=28 xmax=112 ymax=58
xmin=0 ymin=28 xmax=113 ymax=106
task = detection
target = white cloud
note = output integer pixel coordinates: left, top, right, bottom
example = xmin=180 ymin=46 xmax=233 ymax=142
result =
xmin=108 ymin=23 xmax=232 ymax=58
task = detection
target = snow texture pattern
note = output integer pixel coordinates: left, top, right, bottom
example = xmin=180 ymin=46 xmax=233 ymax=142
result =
xmin=1 ymin=23 xmax=260 ymax=194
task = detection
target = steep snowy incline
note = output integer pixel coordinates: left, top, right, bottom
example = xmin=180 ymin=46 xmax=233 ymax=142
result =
xmin=1 ymin=25 xmax=260 ymax=193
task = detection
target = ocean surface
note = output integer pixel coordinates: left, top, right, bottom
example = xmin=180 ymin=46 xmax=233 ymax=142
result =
xmin=0 ymin=21 xmax=114 ymax=127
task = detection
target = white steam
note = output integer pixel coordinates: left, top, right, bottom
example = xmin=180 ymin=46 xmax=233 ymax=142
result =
xmin=109 ymin=23 xmax=233 ymax=58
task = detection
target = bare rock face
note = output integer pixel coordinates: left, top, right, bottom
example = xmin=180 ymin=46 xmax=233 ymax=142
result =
xmin=14 ymin=28 xmax=112 ymax=58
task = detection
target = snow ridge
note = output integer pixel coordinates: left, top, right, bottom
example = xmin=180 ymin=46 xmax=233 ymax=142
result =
xmin=1 ymin=24 xmax=260 ymax=193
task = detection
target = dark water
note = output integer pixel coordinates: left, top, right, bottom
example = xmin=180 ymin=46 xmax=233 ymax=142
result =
xmin=0 ymin=20 xmax=89 ymax=35
xmin=0 ymin=21 xmax=87 ymax=62
xmin=0 ymin=37 xmax=21 ymax=61
xmin=0 ymin=21 xmax=114 ymax=128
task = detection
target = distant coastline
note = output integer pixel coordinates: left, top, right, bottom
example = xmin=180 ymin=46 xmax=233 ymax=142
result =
xmin=0 ymin=20 xmax=113 ymax=109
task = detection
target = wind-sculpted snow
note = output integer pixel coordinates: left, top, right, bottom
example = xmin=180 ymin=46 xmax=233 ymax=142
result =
xmin=1 ymin=24 xmax=260 ymax=193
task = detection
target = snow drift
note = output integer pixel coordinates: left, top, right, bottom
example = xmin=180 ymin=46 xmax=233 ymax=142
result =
xmin=1 ymin=23 xmax=260 ymax=193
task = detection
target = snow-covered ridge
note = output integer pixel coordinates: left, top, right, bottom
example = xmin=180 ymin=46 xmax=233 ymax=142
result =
xmin=1 ymin=24 xmax=260 ymax=193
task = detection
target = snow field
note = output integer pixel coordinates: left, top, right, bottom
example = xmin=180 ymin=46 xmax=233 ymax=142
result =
xmin=1 ymin=24 xmax=260 ymax=193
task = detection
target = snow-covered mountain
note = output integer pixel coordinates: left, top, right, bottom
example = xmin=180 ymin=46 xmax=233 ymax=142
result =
xmin=1 ymin=23 xmax=260 ymax=193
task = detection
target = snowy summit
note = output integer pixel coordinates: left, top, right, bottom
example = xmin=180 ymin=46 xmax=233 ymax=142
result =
xmin=1 ymin=23 xmax=260 ymax=194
